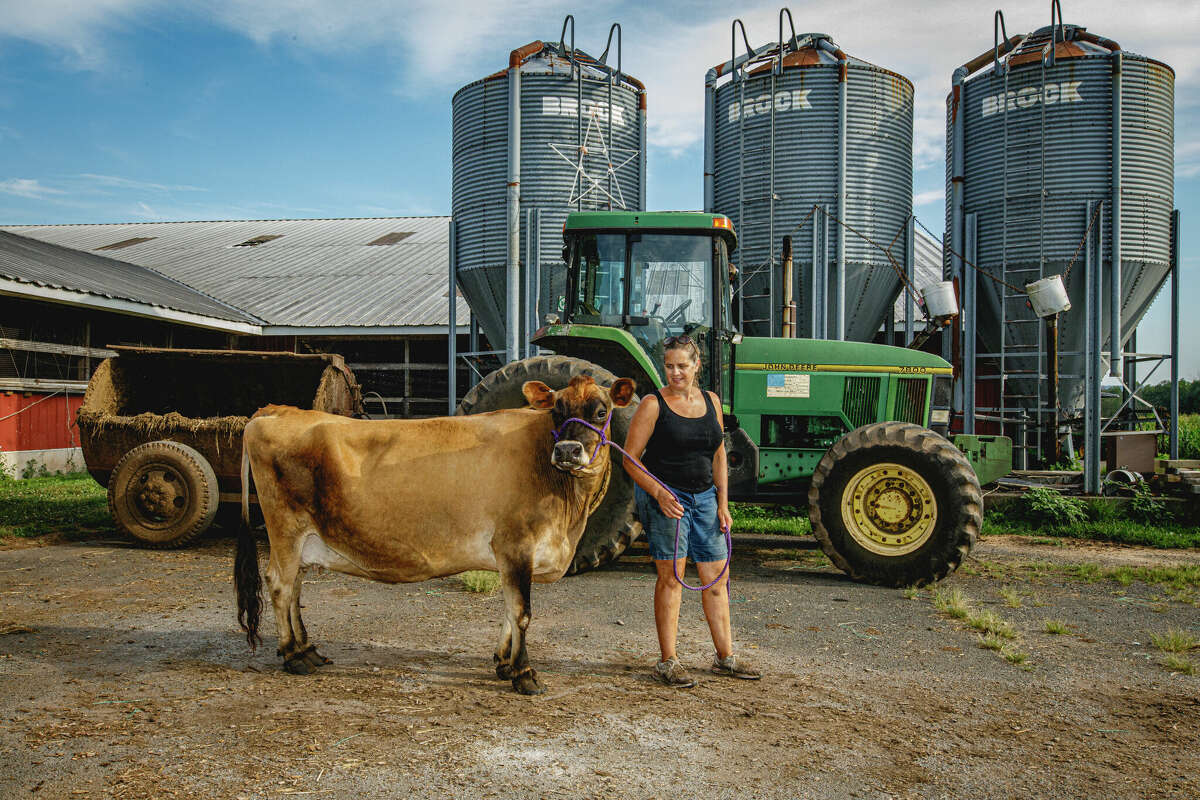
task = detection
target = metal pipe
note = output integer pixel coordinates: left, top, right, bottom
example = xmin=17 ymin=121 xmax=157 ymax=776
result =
xmin=1084 ymin=200 xmax=1103 ymax=495
xmin=781 ymin=235 xmax=795 ymax=338
xmin=810 ymin=205 xmax=821 ymax=338
xmin=1109 ymin=49 xmax=1123 ymax=378
xmin=469 ymin=314 xmax=480 ymax=388
xmin=1170 ymin=209 xmax=1180 ymax=459
xmin=448 ymin=218 xmax=457 ymax=415
xmin=949 ymin=66 xmax=967 ymax=357
xmin=1045 ymin=315 xmax=1059 ymax=464
xmin=703 ymin=75 xmax=715 ymax=212
xmin=505 ymin=45 xmax=524 ymax=364
xmin=812 ymin=37 xmax=847 ymax=340
xmin=904 ymin=216 xmax=915 ymax=345
xmin=963 ymin=212 xmax=977 ymax=435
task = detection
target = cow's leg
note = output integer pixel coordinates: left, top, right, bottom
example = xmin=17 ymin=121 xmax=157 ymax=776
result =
xmin=290 ymin=569 xmax=332 ymax=669
xmin=499 ymin=561 xmax=543 ymax=695
xmin=493 ymin=616 xmax=513 ymax=679
xmin=266 ymin=545 xmax=314 ymax=675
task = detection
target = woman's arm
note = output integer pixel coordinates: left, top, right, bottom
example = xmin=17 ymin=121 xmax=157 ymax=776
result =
xmin=622 ymin=395 xmax=685 ymax=519
xmin=709 ymin=391 xmax=733 ymax=533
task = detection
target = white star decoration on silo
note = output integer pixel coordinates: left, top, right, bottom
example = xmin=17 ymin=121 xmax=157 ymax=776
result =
xmin=548 ymin=108 xmax=639 ymax=210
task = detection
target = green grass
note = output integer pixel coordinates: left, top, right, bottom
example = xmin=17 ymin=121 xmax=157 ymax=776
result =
xmin=983 ymin=513 xmax=1200 ymax=549
xmin=458 ymin=571 xmax=500 ymax=593
xmin=1160 ymin=654 xmax=1195 ymax=675
xmin=1150 ymin=628 xmax=1198 ymax=654
xmin=730 ymin=503 xmax=811 ymax=536
xmin=932 ymin=587 xmax=971 ymax=620
xmin=999 ymin=587 xmax=1022 ymax=608
xmin=0 ymin=473 xmax=113 ymax=540
xmin=965 ymin=559 xmax=1200 ymax=598
xmin=1001 ymin=646 xmax=1030 ymax=665
xmin=966 ymin=610 xmax=1016 ymax=639
xmin=978 ymin=632 xmax=1006 ymax=651
xmin=1043 ymin=619 xmax=1071 ymax=635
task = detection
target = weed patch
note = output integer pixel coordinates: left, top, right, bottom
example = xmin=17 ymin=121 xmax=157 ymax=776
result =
xmin=1018 ymin=487 xmax=1088 ymax=526
xmin=1160 ymin=654 xmax=1195 ymax=675
xmin=1150 ymin=628 xmax=1198 ymax=654
xmin=1002 ymin=647 xmax=1030 ymax=665
xmin=999 ymin=587 xmax=1022 ymax=608
xmin=967 ymin=610 xmax=1016 ymax=639
xmin=459 ymin=571 xmax=500 ymax=593
xmin=1043 ymin=619 xmax=1071 ymax=635
xmin=978 ymin=633 xmax=1005 ymax=651
xmin=933 ymin=587 xmax=970 ymax=620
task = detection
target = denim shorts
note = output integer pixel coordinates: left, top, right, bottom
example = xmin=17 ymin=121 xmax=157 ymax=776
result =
xmin=635 ymin=484 xmax=728 ymax=563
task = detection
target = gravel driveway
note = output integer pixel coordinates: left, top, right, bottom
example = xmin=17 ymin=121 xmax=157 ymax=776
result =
xmin=1 ymin=531 xmax=1197 ymax=799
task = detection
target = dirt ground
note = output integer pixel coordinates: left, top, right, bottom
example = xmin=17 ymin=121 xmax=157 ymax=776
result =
xmin=1 ymin=529 xmax=1197 ymax=800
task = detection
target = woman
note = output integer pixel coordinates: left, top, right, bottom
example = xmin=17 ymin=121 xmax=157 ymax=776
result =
xmin=622 ymin=335 xmax=761 ymax=688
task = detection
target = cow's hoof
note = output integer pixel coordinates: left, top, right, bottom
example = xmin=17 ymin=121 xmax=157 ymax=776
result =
xmin=302 ymin=647 xmax=332 ymax=668
xmin=494 ymin=655 xmax=513 ymax=680
xmin=283 ymin=655 xmax=315 ymax=675
xmin=511 ymin=670 xmax=544 ymax=695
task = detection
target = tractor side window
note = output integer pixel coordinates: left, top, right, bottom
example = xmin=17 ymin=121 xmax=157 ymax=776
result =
xmin=571 ymin=233 xmax=625 ymax=324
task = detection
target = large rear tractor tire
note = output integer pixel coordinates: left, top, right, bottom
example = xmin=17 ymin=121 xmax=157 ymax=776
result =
xmin=808 ymin=422 xmax=981 ymax=587
xmin=457 ymin=355 xmax=642 ymax=574
xmin=108 ymin=440 xmax=220 ymax=549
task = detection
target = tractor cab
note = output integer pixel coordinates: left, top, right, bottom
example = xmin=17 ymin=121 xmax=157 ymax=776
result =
xmin=539 ymin=211 xmax=739 ymax=397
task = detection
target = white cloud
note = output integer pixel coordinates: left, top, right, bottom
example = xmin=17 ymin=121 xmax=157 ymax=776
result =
xmin=77 ymin=174 xmax=207 ymax=193
xmin=5 ymin=0 xmax=1196 ymax=173
xmin=913 ymin=190 xmax=944 ymax=208
xmin=0 ymin=178 xmax=65 ymax=200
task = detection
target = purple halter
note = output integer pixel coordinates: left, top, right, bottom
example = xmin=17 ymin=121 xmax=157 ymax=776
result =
xmin=548 ymin=413 xmax=732 ymax=592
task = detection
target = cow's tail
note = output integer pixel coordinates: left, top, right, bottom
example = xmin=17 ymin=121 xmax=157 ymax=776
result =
xmin=235 ymin=426 xmax=263 ymax=650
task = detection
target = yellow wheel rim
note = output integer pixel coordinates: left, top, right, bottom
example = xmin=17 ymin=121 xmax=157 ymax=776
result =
xmin=841 ymin=462 xmax=937 ymax=556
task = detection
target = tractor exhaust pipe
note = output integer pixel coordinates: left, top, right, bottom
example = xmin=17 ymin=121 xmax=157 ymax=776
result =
xmin=781 ymin=235 xmax=795 ymax=338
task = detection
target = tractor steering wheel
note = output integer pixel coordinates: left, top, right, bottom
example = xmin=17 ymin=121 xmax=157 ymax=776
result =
xmin=664 ymin=299 xmax=692 ymax=326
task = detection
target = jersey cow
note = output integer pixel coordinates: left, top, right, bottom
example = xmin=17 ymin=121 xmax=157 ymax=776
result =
xmin=234 ymin=375 xmax=636 ymax=694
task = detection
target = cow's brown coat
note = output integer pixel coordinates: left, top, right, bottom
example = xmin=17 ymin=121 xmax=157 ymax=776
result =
xmin=234 ymin=375 xmax=636 ymax=694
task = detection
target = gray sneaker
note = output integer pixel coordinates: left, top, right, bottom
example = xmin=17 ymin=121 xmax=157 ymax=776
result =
xmin=653 ymin=658 xmax=696 ymax=688
xmin=711 ymin=654 xmax=761 ymax=680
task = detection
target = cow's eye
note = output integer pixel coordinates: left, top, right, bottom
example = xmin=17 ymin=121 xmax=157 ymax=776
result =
xmin=594 ymin=407 xmax=608 ymax=421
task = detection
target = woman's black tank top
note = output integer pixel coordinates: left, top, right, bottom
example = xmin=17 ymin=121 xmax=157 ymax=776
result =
xmin=641 ymin=389 xmax=723 ymax=493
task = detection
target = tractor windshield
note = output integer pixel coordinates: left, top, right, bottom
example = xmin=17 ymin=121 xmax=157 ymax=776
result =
xmin=571 ymin=232 xmax=717 ymax=387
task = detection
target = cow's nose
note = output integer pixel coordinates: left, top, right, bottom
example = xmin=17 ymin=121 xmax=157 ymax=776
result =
xmin=554 ymin=440 xmax=585 ymax=465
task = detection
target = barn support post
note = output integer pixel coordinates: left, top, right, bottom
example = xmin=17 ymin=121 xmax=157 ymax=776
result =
xmin=448 ymin=219 xmax=457 ymax=415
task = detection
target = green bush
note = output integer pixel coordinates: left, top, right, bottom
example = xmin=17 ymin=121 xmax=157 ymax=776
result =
xmin=1018 ymin=487 xmax=1088 ymax=526
xmin=1127 ymin=482 xmax=1169 ymax=524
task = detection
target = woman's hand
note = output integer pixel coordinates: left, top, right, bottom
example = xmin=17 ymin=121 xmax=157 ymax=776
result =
xmin=718 ymin=504 xmax=733 ymax=534
xmin=655 ymin=489 xmax=685 ymax=520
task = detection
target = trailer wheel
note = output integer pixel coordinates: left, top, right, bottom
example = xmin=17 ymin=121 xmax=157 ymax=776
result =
xmin=809 ymin=421 xmax=981 ymax=587
xmin=457 ymin=355 xmax=642 ymax=574
xmin=108 ymin=440 xmax=220 ymax=549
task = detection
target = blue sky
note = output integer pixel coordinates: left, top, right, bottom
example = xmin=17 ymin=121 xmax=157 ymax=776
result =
xmin=1 ymin=0 xmax=1196 ymax=378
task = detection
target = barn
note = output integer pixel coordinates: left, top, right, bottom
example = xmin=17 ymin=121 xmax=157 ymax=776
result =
xmin=1 ymin=217 xmax=476 ymax=477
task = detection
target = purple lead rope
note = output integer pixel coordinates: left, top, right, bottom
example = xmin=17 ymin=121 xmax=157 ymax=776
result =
xmin=551 ymin=415 xmax=732 ymax=592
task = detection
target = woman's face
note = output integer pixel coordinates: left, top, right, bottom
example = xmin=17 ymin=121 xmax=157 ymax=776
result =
xmin=663 ymin=347 xmax=700 ymax=393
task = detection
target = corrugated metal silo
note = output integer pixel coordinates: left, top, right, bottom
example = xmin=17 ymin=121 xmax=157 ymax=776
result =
xmin=946 ymin=14 xmax=1174 ymax=434
xmin=706 ymin=24 xmax=915 ymax=341
xmin=452 ymin=32 xmax=646 ymax=357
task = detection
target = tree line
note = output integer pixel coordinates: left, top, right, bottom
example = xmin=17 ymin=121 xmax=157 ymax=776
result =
xmin=1139 ymin=379 xmax=1200 ymax=415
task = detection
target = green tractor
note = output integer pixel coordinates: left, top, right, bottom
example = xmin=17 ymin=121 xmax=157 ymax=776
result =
xmin=458 ymin=211 xmax=1010 ymax=586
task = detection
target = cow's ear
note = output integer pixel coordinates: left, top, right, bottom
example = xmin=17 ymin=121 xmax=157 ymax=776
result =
xmin=609 ymin=378 xmax=636 ymax=408
xmin=522 ymin=381 xmax=556 ymax=409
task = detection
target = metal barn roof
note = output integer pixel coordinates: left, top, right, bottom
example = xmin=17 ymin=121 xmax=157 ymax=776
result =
xmin=0 ymin=230 xmax=260 ymax=330
xmin=2 ymin=216 xmax=466 ymax=331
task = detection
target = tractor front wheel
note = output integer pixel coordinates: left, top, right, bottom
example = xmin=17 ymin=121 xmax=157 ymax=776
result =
xmin=809 ymin=422 xmax=981 ymax=587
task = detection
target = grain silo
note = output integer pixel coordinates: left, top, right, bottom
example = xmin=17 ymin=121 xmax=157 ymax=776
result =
xmin=946 ymin=7 xmax=1175 ymax=461
xmin=705 ymin=20 xmax=915 ymax=341
xmin=452 ymin=24 xmax=646 ymax=360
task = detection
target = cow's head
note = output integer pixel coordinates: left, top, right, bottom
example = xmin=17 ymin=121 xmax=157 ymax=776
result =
xmin=523 ymin=375 xmax=636 ymax=472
